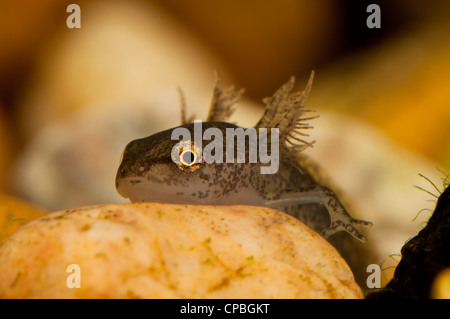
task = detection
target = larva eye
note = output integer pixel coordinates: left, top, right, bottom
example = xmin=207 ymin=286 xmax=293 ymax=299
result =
xmin=180 ymin=149 xmax=197 ymax=166
xmin=171 ymin=141 xmax=204 ymax=172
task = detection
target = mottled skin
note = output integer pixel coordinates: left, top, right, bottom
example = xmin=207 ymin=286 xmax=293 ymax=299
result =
xmin=116 ymin=73 xmax=374 ymax=285
xmin=116 ymin=122 xmax=262 ymax=205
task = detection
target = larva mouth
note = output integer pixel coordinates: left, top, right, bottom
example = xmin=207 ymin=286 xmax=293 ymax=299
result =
xmin=116 ymin=175 xmax=215 ymax=205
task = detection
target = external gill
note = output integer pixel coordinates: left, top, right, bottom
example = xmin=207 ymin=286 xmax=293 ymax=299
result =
xmin=207 ymin=72 xmax=245 ymax=122
xmin=255 ymin=71 xmax=318 ymax=157
xmin=180 ymin=72 xmax=244 ymax=125
xmin=178 ymin=88 xmax=195 ymax=125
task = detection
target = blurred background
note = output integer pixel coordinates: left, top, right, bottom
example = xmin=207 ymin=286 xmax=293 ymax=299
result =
xmin=1 ymin=0 xmax=450 ymax=282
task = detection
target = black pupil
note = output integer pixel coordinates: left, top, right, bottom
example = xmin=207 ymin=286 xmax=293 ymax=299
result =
xmin=182 ymin=151 xmax=195 ymax=164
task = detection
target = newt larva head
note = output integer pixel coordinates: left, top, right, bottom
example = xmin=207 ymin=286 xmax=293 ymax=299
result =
xmin=115 ymin=121 xmax=264 ymax=205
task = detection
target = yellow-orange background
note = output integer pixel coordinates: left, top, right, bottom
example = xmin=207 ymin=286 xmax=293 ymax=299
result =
xmin=1 ymin=0 xmax=450 ymax=291
xmin=1 ymin=1 xmax=449 ymax=190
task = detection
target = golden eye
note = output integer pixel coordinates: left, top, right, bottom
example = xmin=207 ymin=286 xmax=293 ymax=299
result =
xmin=180 ymin=149 xmax=197 ymax=166
xmin=171 ymin=141 xmax=204 ymax=172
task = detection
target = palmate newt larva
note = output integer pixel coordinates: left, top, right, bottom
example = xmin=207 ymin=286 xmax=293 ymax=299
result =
xmin=115 ymin=72 xmax=372 ymax=243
